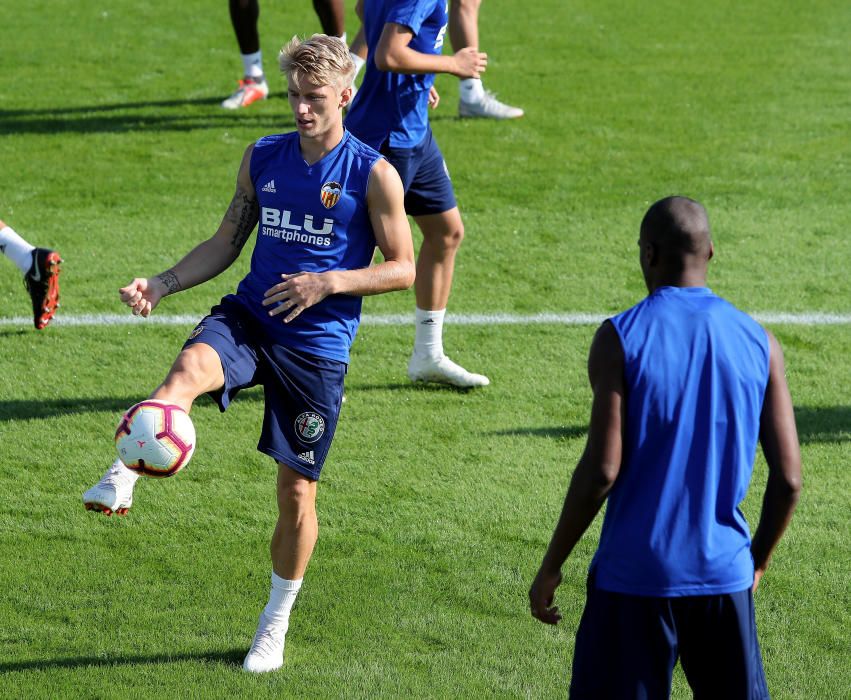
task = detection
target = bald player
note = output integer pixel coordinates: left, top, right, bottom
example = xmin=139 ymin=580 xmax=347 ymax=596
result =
xmin=529 ymin=196 xmax=802 ymax=698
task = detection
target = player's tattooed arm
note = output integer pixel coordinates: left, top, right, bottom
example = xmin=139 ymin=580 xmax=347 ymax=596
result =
xmin=157 ymin=269 xmax=181 ymax=295
xmin=226 ymin=184 xmax=259 ymax=252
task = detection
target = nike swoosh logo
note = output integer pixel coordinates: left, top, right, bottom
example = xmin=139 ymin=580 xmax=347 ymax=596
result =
xmin=30 ymin=254 xmax=41 ymax=281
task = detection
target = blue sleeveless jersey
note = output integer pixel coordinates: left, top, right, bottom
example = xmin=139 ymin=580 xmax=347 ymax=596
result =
xmin=234 ymin=130 xmax=381 ymax=363
xmin=592 ymin=287 xmax=770 ymax=596
xmin=344 ymin=0 xmax=448 ymax=150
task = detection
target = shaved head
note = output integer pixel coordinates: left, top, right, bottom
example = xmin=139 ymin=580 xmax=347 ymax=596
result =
xmin=638 ymin=196 xmax=714 ymax=291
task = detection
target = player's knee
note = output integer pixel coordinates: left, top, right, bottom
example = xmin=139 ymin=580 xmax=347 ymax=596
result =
xmin=439 ymin=222 xmax=464 ymax=251
xmin=162 ymin=347 xmax=217 ymax=395
xmin=276 ymin=473 xmax=315 ymax=514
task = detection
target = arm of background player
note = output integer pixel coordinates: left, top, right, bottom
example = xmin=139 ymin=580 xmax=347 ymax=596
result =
xmin=120 ymin=144 xmax=259 ymax=317
xmin=261 ymin=159 xmax=415 ymax=323
xmin=751 ymin=330 xmax=802 ymax=591
xmin=374 ymin=22 xmax=486 ymax=78
xmin=529 ymin=321 xmax=625 ymax=625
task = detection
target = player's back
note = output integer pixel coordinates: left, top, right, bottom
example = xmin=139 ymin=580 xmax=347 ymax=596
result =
xmin=593 ymin=286 xmax=770 ymax=597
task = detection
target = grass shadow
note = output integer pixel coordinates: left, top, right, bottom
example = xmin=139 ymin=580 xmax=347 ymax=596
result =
xmin=0 ymin=96 xmax=294 ymax=135
xmin=487 ymin=425 xmax=587 ymax=440
xmin=794 ymin=405 xmax=851 ymax=444
xmin=349 ymin=381 xmax=481 ymax=394
xmin=0 ymin=649 xmax=244 ymax=674
xmin=0 ymin=392 xmax=259 ymax=422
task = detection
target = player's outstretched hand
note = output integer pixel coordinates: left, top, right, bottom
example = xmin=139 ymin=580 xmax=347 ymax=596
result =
xmin=119 ymin=277 xmax=165 ymax=317
xmin=529 ymin=566 xmax=564 ymax=625
xmin=262 ymin=271 xmax=332 ymax=324
xmin=452 ymin=47 xmax=487 ymax=79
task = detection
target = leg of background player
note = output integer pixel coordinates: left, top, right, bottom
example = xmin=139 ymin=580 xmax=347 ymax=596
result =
xmin=313 ymin=0 xmax=346 ymax=37
xmin=0 ymin=218 xmax=62 ymax=330
xmin=450 ymin=0 xmax=523 ymax=119
xmin=222 ymin=0 xmax=269 ymax=109
xmin=408 ymin=208 xmax=489 ymax=388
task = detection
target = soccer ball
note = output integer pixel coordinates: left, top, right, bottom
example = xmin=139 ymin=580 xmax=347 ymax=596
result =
xmin=115 ymin=400 xmax=196 ymax=478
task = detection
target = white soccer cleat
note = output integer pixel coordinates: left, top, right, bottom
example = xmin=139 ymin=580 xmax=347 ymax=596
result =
xmin=221 ymin=77 xmax=269 ymax=110
xmin=82 ymin=461 xmax=137 ymax=516
xmin=243 ymin=613 xmax=286 ymax=673
xmin=408 ymin=353 xmax=490 ymax=388
xmin=459 ymin=90 xmax=524 ymax=120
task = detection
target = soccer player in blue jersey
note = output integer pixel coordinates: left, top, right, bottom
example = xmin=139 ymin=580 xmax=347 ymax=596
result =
xmin=344 ymin=0 xmax=491 ymax=388
xmin=348 ymin=0 xmax=523 ymax=119
xmin=529 ymin=197 xmax=802 ymax=698
xmin=83 ymin=35 xmax=415 ymax=673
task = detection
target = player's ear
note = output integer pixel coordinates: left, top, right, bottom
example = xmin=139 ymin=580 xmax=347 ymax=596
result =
xmin=339 ymin=85 xmax=353 ymax=109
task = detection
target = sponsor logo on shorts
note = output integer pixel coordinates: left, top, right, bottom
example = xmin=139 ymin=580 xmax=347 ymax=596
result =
xmin=188 ymin=325 xmax=204 ymax=340
xmin=297 ymin=450 xmax=315 ymax=465
xmin=295 ymin=412 xmax=325 ymax=443
xmin=320 ymin=181 xmax=342 ymax=209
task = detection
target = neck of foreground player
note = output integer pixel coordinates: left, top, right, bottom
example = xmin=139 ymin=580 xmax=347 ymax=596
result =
xmin=299 ymin=124 xmax=345 ymax=166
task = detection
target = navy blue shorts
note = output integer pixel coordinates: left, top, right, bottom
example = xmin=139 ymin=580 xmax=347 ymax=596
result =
xmin=184 ymin=297 xmax=346 ymax=481
xmin=570 ymin=572 xmax=769 ymax=699
xmin=381 ymin=128 xmax=457 ymax=217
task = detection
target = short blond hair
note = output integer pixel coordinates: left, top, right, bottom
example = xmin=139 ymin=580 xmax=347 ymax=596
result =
xmin=279 ymin=34 xmax=355 ymax=92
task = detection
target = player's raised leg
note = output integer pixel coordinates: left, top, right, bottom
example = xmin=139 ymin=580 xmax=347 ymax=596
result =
xmin=408 ymin=207 xmax=489 ymax=388
xmin=243 ymin=465 xmax=318 ymax=673
xmin=0 ymin=218 xmax=63 ymax=330
xmin=83 ymin=343 xmax=225 ymax=516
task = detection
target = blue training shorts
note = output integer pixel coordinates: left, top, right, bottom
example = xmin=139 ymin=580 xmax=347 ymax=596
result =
xmin=183 ymin=296 xmax=346 ymax=481
xmin=380 ymin=127 xmax=457 ymax=217
xmin=569 ymin=570 xmax=770 ymax=699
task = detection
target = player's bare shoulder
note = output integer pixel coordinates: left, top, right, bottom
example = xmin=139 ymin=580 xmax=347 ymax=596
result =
xmin=366 ymin=158 xmax=405 ymax=210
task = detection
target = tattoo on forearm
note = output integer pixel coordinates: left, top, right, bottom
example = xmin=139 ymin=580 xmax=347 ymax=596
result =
xmin=227 ymin=187 xmax=259 ymax=251
xmin=157 ymin=270 xmax=181 ymax=294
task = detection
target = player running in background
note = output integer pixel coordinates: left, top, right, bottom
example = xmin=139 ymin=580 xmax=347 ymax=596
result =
xmin=222 ymin=0 xmax=347 ymax=108
xmin=529 ymin=196 xmax=802 ymax=697
xmin=0 ymin=217 xmax=62 ymax=329
xmin=345 ymin=0 xmax=490 ymax=387
xmin=84 ymin=35 xmax=415 ymax=673
xmin=348 ymin=0 xmax=523 ymax=119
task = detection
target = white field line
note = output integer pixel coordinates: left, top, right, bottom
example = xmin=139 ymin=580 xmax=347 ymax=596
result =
xmin=1 ymin=311 xmax=851 ymax=328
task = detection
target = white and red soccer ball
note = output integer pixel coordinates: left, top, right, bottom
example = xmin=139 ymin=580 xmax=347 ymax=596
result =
xmin=115 ymin=400 xmax=196 ymax=478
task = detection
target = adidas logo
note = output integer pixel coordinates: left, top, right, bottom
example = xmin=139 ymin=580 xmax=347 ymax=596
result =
xmin=262 ymin=180 xmax=276 ymax=193
xmin=297 ymin=450 xmax=315 ymax=465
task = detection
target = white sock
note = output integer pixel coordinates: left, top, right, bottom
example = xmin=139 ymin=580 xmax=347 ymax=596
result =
xmin=350 ymin=51 xmax=366 ymax=79
xmin=459 ymin=77 xmax=485 ymax=103
xmin=414 ymin=307 xmax=446 ymax=361
xmin=241 ymin=51 xmax=264 ymax=80
xmin=111 ymin=457 xmax=140 ymax=483
xmin=0 ymin=225 xmax=35 ymax=274
xmin=263 ymin=574 xmax=302 ymax=631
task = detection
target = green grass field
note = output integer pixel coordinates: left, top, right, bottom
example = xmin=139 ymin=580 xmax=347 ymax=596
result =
xmin=1 ymin=1 xmax=849 ymax=697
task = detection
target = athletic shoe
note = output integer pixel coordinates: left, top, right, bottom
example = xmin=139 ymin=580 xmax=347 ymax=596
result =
xmin=221 ymin=77 xmax=269 ymax=110
xmin=243 ymin=612 xmax=286 ymax=673
xmin=408 ymin=353 xmax=490 ymax=388
xmin=82 ymin=461 xmax=137 ymax=516
xmin=24 ymin=248 xmax=62 ymax=330
xmin=459 ymin=91 xmax=524 ymax=120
